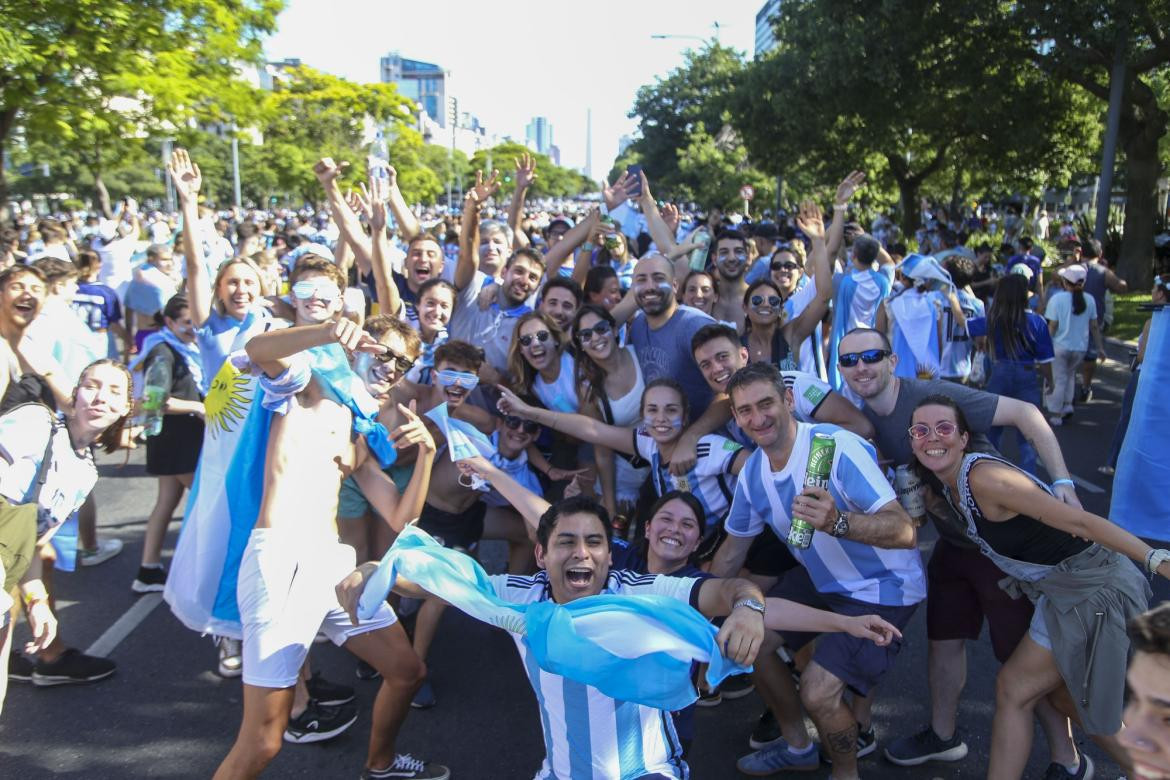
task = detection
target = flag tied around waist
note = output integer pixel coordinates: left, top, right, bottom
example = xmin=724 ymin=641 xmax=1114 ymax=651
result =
xmin=358 ymin=525 xmax=751 ymax=711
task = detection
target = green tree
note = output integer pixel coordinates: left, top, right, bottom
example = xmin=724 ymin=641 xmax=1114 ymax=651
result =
xmin=1 ymin=0 xmax=282 ymax=211
xmin=674 ymin=122 xmax=776 ymax=212
xmin=1018 ymin=0 xmax=1170 ymax=284
xmin=469 ymin=142 xmax=592 ymax=199
xmin=732 ymin=0 xmax=1096 ymax=233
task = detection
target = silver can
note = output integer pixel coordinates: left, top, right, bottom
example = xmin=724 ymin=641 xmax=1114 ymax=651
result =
xmin=894 ymin=464 xmax=926 ymax=524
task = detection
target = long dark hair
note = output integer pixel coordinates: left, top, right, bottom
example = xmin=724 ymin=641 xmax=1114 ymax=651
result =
xmin=986 ymin=274 xmax=1034 ymax=361
xmin=506 ymin=311 xmax=564 ymax=395
xmin=910 ymin=393 xmax=973 ymax=481
xmin=637 ymin=490 xmax=708 ymax=563
xmin=572 ymin=304 xmax=618 ymax=411
xmin=1066 ymin=277 xmax=1087 ymax=315
xmin=742 ymin=279 xmax=783 ymax=339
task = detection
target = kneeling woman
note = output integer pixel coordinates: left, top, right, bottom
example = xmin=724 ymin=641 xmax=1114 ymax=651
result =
xmin=909 ymin=394 xmax=1164 ymax=779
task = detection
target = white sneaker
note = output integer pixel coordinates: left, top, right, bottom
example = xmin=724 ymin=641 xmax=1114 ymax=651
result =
xmin=79 ymin=538 xmax=124 ymax=567
xmin=216 ymin=637 xmax=242 ymax=678
xmin=1048 ymin=416 xmax=1063 ymax=427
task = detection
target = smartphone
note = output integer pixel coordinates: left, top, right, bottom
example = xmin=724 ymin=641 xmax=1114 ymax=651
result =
xmin=626 ymin=164 xmax=644 ymax=198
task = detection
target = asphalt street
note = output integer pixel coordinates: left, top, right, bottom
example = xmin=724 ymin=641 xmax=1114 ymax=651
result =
xmin=1 ymin=342 xmax=1156 ymax=779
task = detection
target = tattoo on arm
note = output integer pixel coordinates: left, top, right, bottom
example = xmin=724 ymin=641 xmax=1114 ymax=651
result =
xmin=826 ymin=724 xmax=859 ymax=758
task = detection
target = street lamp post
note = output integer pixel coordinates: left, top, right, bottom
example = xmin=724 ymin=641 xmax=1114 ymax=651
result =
xmin=230 ymin=121 xmax=242 ymax=208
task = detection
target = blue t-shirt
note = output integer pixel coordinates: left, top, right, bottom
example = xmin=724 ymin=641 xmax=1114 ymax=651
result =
xmin=1006 ymin=254 xmax=1042 ymax=290
xmin=940 ymin=289 xmax=985 ymax=379
xmin=967 ymin=312 xmax=1054 ymax=364
xmin=72 ymin=283 xmax=123 ymax=331
xmin=628 ymin=305 xmax=715 ymax=410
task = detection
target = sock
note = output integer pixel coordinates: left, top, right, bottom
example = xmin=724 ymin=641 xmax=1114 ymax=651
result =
xmin=789 ymin=742 xmax=816 ymax=755
xmin=141 ymin=563 xmax=164 ymax=570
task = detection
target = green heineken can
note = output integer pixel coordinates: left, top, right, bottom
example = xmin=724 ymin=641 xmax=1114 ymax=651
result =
xmin=789 ymin=433 xmax=836 ymax=549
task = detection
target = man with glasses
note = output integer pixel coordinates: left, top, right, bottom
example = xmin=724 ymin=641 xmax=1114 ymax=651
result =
xmin=833 ymin=327 xmax=1083 ymax=773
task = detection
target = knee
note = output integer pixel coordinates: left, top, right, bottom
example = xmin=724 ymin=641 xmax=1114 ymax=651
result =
xmin=254 ymin=731 xmax=283 ymax=765
xmin=799 ymin=667 xmax=842 ymax=717
xmin=383 ymin=652 xmax=426 ymax=691
xmin=994 ymin=667 xmax=1032 ymax=710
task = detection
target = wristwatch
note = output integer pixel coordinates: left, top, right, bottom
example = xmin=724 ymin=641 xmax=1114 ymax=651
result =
xmin=831 ymin=511 xmax=851 ymax=538
xmin=732 ymin=598 xmax=766 ymax=616
xmin=1147 ymin=548 xmax=1170 ymax=576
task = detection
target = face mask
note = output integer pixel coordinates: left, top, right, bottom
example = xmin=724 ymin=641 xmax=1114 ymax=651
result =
xmin=291 ymin=278 xmax=340 ymax=302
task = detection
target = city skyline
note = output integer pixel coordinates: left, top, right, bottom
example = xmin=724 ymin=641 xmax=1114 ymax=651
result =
xmin=263 ymin=0 xmax=760 ymax=178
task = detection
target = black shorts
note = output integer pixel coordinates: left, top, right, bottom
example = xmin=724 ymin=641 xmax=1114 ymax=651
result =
xmin=416 ymin=502 xmax=486 ymax=552
xmin=772 ymin=566 xmax=918 ymax=697
xmin=925 ymin=538 xmax=1033 ymax=663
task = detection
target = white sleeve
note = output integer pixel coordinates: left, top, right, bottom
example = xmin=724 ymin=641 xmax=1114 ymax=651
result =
xmin=696 ymin=434 xmax=741 ymax=476
xmin=0 ymin=406 xmax=53 ymax=466
xmin=258 ymin=352 xmax=313 ymax=415
xmin=610 ymin=570 xmax=699 ymax=605
xmin=489 ymin=572 xmax=549 ymax=605
xmin=633 ymin=430 xmax=655 ymax=462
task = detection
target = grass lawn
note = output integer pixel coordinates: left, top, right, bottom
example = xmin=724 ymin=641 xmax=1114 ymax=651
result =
xmin=1110 ymin=292 xmax=1151 ymax=343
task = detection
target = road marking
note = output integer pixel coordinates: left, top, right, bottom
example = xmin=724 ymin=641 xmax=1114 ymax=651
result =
xmin=86 ymin=593 xmax=163 ymax=657
xmin=1071 ymin=474 xmax=1105 ymax=495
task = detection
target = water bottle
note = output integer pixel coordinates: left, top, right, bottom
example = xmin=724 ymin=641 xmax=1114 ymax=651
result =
xmin=142 ymin=357 xmax=170 ymax=437
xmin=369 ymin=129 xmax=390 ymax=181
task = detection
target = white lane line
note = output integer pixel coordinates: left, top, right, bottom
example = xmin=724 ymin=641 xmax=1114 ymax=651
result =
xmin=1071 ymin=474 xmax=1105 ymax=495
xmin=85 ymin=593 xmax=163 ymax=657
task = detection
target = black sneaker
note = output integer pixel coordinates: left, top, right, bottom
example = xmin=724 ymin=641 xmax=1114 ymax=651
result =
xmin=307 ymin=671 xmax=355 ymax=706
xmin=356 ymin=659 xmax=382 ymax=681
xmin=360 ymin=753 xmax=450 ymax=779
xmin=820 ymin=725 xmax=876 ymax=764
xmin=696 ymin=685 xmax=722 ymax=707
xmin=883 ymin=725 xmax=968 ymax=766
xmin=7 ymin=651 xmax=34 ymax=683
xmin=749 ymin=709 xmax=783 ymax=750
xmin=1041 ymin=754 xmax=1094 ymax=780
xmin=720 ymin=672 xmax=755 ymax=700
xmin=31 ymin=648 xmax=116 ymax=687
xmin=283 ymin=699 xmax=358 ymax=744
xmin=131 ymin=565 xmax=167 ymax=594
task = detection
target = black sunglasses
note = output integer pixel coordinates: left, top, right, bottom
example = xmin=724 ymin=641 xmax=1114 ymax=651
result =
xmin=519 ymin=330 xmax=552 ymax=348
xmin=838 ymin=348 xmax=891 ymax=367
xmin=504 ymin=415 xmax=540 ymax=434
xmin=771 ymin=260 xmax=800 ymax=272
xmin=750 ymin=294 xmax=782 ymax=308
xmin=375 ymin=350 xmax=415 ymax=373
xmin=576 ymin=320 xmax=613 ymax=344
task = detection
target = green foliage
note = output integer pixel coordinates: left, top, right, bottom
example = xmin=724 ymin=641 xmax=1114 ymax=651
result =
xmin=469 ymin=142 xmax=593 ymax=199
xmin=674 ymin=123 xmax=775 ymax=212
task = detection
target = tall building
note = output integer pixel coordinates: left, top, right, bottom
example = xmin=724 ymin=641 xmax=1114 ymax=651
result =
xmin=380 ymin=52 xmax=447 ymax=127
xmin=755 ymin=0 xmax=781 ymax=57
xmin=525 ymin=116 xmax=553 ymax=155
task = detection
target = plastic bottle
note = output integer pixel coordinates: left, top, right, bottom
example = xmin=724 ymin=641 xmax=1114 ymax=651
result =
xmin=141 ymin=357 xmax=170 ymax=437
xmin=369 ymin=129 xmax=390 ymax=181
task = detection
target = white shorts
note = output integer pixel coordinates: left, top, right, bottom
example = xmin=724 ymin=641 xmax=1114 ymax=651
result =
xmin=237 ymin=527 xmax=396 ymax=688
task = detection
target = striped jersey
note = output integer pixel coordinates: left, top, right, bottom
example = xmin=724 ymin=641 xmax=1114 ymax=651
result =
xmin=633 ymin=431 xmax=742 ymax=524
xmin=489 ymin=569 xmax=701 ymax=779
xmin=725 ymin=422 xmax=926 ymax=607
xmin=724 ymin=370 xmax=832 ymax=448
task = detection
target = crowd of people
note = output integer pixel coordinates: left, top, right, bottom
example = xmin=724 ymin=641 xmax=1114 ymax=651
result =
xmin=0 ymin=145 xmax=1168 ymax=780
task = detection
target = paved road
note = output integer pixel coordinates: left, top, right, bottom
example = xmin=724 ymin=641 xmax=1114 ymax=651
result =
xmin=1 ymin=347 xmax=1152 ymax=779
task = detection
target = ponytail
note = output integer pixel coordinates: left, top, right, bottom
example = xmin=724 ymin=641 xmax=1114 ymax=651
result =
xmin=1071 ymin=284 xmax=1086 ymax=316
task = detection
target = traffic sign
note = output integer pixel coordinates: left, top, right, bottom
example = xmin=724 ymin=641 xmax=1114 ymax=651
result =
xmin=740 ymin=184 xmax=755 ymax=201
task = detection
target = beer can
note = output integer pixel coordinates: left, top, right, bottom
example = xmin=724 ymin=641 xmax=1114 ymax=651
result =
xmin=789 ymin=433 xmax=836 ymax=549
xmin=894 ymin=464 xmax=926 ymax=524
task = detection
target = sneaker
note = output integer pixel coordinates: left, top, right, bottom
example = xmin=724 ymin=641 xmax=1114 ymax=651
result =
xmin=821 ymin=725 xmax=876 ymax=764
xmin=696 ymin=686 xmax=722 ymax=707
xmin=131 ymin=565 xmax=167 ymax=593
xmin=7 ymin=651 xmax=34 ymax=683
xmin=411 ymin=677 xmax=436 ymax=709
xmin=356 ymin=659 xmax=382 ymax=681
xmin=360 ymin=753 xmax=450 ymax=779
xmin=79 ymin=538 xmax=123 ymax=567
xmin=307 ymin=671 xmax=355 ymax=706
xmin=736 ymin=740 xmax=820 ymax=775
xmin=1042 ymin=754 xmax=1095 ymax=780
xmin=283 ymin=699 xmax=357 ymax=744
xmin=883 ymin=725 xmax=969 ymax=766
xmin=749 ymin=709 xmax=783 ymax=750
xmin=217 ymin=636 xmax=242 ymax=678
xmin=31 ymin=648 xmax=116 ymax=686
xmin=720 ymin=672 xmax=755 ymax=700
xmin=1048 ymin=415 xmax=1064 ymax=427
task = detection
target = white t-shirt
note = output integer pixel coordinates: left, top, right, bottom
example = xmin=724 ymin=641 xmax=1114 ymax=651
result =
xmin=0 ymin=406 xmax=96 ymax=536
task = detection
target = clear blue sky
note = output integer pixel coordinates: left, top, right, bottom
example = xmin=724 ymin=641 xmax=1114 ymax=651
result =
xmin=264 ymin=0 xmax=762 ymax=178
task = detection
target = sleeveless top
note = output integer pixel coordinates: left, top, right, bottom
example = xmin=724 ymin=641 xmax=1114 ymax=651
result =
xmin=598 ymin=346 xmax=645 ymax=427
xmin=742 ymin=329 xmax=799 ymax=371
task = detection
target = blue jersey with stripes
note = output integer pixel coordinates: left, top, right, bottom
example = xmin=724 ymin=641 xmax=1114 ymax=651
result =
xmin=634 ymin=431 xmax=742 ymax=525
xmin=725 ymin=422 xmax=926 ymax=607
xmin=490 ymin=569 xmax=701 ymax=779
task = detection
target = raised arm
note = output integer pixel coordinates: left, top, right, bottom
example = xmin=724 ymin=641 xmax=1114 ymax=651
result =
xmin=990 ymin=396 xmax=1079 ymax=507
xmin=384 ymin=165 xmax=421 ymax=241
xmin=167 ymin=149 xmax=212 ymax=326
xmin=507 ymin=154 xmax=535 ymax=250
xmin=637 ymin=173 xmax=677 ymax=255
xmin=825 ymin=170 xmax=864 ymax=261
xmin=456 ymin=454 xmax=550 ymax=533
xmin=496 ymin=385 xmax=636 ymax=455
xmin=358 ymin=174 xmax=397 ymax=318
xmin=315 ymin=159 xmax=374 ymax=274
xmin=544 ymin=209 xmax=600 ymax=280
xmin=784 ymin=200 xmax=833 ymax=346
xmin=454 ymin=170 xmax=500 ymax=291
xmin=357 ymin=402 xmax=436 ymax=532
xmin=245 ymin=319 xmax=385 ymax=379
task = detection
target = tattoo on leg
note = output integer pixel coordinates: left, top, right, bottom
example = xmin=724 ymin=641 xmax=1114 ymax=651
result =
xmin=826 ymin=724 xmax=858 ymax=757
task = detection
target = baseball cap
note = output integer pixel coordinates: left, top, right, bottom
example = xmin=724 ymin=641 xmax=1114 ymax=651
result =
xmin=1057 ymin=264 xmax=1087 ymax=285
xmin=547 ymin=215 xmax=574 ymax=232
xmin=1009 ymin=263 xmax=1034 ymax=280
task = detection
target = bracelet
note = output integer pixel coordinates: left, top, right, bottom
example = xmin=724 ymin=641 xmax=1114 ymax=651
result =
xmin=1051 ymin=479 xmax=1075 ymax=488
xmin=1147 ymin=548 xmax=1170 ymax=576
xmin=21 ymin=585 xmax=48 ymax=607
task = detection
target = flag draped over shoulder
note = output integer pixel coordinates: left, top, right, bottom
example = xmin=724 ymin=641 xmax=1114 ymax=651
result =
xmin=1111 ymin=308 xmax=1170 ymax=541
xmin=358 ymin=525 xmax=750 ymax=712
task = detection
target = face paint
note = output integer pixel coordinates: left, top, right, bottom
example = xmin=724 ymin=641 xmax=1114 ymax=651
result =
xmin=643 ymin=416 xmax=684 ymax=430
xmin=656 ymin=281 xmax=674 ymax=297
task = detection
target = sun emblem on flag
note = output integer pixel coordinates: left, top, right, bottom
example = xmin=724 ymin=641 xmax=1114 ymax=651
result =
xmin=204 ymin=359 xmax=252 ymax=438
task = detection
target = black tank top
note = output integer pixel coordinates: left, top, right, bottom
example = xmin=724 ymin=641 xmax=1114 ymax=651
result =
xmin=742 ymin=330 xmax=798 ymax=371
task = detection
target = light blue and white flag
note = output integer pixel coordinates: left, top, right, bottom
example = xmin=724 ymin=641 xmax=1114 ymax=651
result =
xmin=359 ymin=525 xmax=750 ymax=712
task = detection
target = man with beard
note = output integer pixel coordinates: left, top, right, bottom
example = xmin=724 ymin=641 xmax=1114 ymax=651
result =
xmin=709 ymin=229 xmax=752 ymax=332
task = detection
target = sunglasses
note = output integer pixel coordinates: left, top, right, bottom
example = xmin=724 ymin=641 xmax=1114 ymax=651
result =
xmin=750 ymin=295 xmax=782 ymax=308
xmin=375 ymin=350 xmax=414 ymax=374
xmin=519 ymin=330 xmax=552 ymax=348
xmin=908 ymin=421 xmax=959 ymax=440
xmin=291 ymin=278 xmax=340 ymax=302
xmin=576 ymin=320 xmax=612 ymax=344
xmin=838 ymin=349 xmax=891 ymax=367
xmin=503 ymin=415 xmax=540 ymax=434
xmin=436 ymin=369 xmax=479 ymax=391
xmin=771 ymin=261 xmax=800 ymax=272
